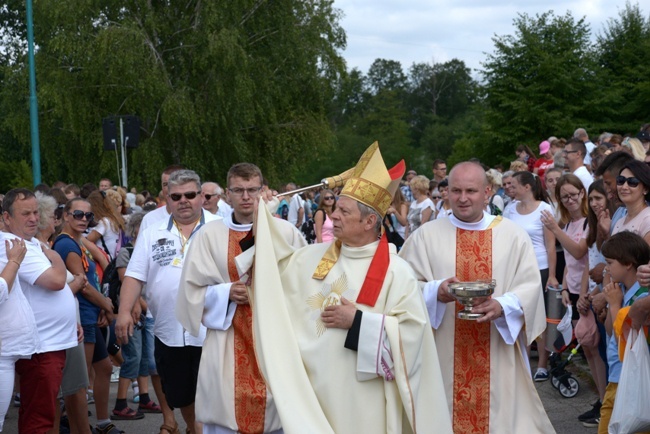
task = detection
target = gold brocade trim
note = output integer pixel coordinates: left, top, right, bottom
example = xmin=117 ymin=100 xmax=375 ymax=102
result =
xmin=341 ymin=177 xmax=393 ymax=217
xmin=311 ymin=239 xmax=341 ymax=280
xmin=453 ymin=228 xmax=492 ymax=434
xmin=229 ymin=230 xmax=266 ymax=434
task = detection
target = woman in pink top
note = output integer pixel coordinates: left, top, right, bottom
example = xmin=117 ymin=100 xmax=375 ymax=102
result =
xmin=314 ymin=189 xmax=336 ymax=243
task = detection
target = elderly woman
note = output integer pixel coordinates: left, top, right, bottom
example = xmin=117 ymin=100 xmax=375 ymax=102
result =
xmin=485 ymin=169 xmax=504 ymax=215
xmin=34 ymin=192 xmax=91 ymax=434
xmin=406 ymin=175 xmax=434 ymax=237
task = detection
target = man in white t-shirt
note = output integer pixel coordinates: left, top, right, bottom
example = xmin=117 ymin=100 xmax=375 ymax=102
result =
xmin=564 ymin=138 xmax=593 ymax=190
xmin=2 ymin=188 xmax=77 ymax=433
xmin=116 ymin=170 xmax=220 ymax=434
xmin=286 ymin=183 xmax=305 ymax=228
xmin=574 ymin=128 xmax=596 ymax=166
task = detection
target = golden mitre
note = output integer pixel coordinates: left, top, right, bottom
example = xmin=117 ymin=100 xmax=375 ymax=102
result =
xmin=339 ymin=142 xmax=405 ymax=217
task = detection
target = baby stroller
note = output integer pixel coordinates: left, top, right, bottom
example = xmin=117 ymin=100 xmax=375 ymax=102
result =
xmin=548 ymin=341 xmax=581 ymax=398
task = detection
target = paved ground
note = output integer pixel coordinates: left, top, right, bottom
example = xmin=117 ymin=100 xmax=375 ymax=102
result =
xmin=4 ymin=354 xmax=600 ymax=433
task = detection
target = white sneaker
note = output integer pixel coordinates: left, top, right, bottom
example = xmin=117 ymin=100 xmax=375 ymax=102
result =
xmin=131 ymin=380 xmax=140 ymax=403
xmin=110 ymin=366 xmax=120 ymax=383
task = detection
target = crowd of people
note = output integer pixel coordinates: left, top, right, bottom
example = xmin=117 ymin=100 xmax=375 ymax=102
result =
xmin=0 ymin=127 xmax=649 ymax=434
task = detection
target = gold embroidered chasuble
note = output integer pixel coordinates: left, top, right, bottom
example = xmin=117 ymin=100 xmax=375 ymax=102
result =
xmin=242 ymin=204 xmax=452 ymax=434
xmin=399 ymin=216 xmax=556 ymax=434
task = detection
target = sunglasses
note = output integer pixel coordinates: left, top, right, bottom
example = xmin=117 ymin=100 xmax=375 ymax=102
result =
xmin=204 ymin=193 xmax=218 ymax=201
xmin=169 ymin=191 xmax=201 ymax=201
xmin=616 ymin=176 xmax=641 ymax=188
xmin=67 ymin=210 xmax=94 ymax=221
xmin=323 ymin=196 xmax=335 ymax=200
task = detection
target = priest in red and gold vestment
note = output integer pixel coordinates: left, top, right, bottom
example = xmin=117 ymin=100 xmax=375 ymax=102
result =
xmin=400 ymin=161 xmax=555 ymax=434
xmin=177 ymin=163 xmax=306 ymax=434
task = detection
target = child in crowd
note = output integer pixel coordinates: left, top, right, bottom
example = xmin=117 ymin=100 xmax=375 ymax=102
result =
xmin=599 ymin=231 xmax=650 ymax=434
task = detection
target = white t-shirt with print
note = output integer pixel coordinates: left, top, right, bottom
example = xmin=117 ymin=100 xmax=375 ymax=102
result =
xmin=125 ymin=210 xmax=220 ymax=347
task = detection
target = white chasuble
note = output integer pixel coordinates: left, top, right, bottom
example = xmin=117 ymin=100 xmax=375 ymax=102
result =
xmin=241 ymin=202 xmax=452 ymax=434
xmin=399 ymin=215 xmax=555 ymax=434
xmin=177 ymin=216 xmax=305 ymax=433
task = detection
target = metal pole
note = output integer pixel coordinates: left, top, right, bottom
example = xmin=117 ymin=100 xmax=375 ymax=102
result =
xmin=119 ymin=118 xmax=128 ymax=187
xmin=26 ymin=0 xmax=41 ymax=185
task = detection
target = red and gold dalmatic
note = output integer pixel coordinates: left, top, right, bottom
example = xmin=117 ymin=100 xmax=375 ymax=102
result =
xmin=228 ymin=230 xmax=266 ymax=434
xmin=453 ymin=228 xmax=492 ymax=434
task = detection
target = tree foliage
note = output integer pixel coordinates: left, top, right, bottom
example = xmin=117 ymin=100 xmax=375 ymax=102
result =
xmin=0 ymin=0 xmax=346 ymax=191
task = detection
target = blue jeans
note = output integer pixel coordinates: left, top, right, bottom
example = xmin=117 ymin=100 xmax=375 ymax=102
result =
xmin=143 ymin=316 xmax=157 ymax=375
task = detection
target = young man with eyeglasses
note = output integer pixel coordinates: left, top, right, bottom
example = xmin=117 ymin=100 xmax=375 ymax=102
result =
xmin=116 ymin=170 xmax=219 ymax=434
xmin=564 ymin=138 xmax=594 ymax=190
xmin=1 ymin=188 xmax=78 ymax=433
xmin=177 ymin=163 xmax=306 ymax=434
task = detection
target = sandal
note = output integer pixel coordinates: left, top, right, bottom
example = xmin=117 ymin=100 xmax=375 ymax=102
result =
xmin=138 ymin=400 xmax=162 ymax=413
xmin=160 ymin=423 xmax=180 ymax=434
xmin=111 ymin=406 xmax=144 ymax=420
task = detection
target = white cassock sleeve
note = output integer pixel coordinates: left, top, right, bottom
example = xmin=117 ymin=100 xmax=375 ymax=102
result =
xmin=356 ymin=312 xmax=394 ymax=382
xmin=422 ymin=280 xmax=448 ymax=329
xmin=423 ymin=280 xmax=524 ymax=344
xmin=202 ymin=283 xmax=237 ymax=330
xmin=493 ymin=293 xmax=525 ymax=345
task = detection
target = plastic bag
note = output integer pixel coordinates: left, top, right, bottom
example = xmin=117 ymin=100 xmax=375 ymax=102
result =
xmin=608 ymin=328 xmax=650 ymax=434
xmin=555 ymin=305 xmax=573 ymax=350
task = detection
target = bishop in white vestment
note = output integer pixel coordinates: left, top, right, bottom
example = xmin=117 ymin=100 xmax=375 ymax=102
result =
xmin=239 ymin=143 xmax=452 ymax=434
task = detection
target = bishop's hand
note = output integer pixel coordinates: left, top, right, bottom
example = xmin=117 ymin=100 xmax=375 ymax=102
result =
xmin=321 ymin=297 xmax=356 ymax=329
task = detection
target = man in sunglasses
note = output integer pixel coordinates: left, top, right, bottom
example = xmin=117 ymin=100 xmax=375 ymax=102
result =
xmin=176 ymin=163 xmax=306 ymax=434
xmin=116 ymin=170 xmax=219 ymax=434
xmin=1 ymin=188 xmax=77 ymax=433
xmin=139 ymin=164 xmax=185 ymax=232
xmin=564 ymin=137 xmax=593 ymax=190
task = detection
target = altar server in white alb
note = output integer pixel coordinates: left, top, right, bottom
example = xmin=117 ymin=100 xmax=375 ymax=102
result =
xmin=237 ymin=142 xmax=452 ymax=434
xmin=399 ymin=161 xmax=555 ymax=434
xmin=177 ymin=163 xmax=306 ymax=434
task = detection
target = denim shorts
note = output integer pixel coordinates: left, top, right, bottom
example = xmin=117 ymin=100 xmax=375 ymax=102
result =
xmin=119 ymin=327 xmax=147 ymax=379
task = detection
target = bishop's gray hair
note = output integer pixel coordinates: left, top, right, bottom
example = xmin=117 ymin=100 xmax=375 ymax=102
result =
xmin=357 ymin=202 xmax=383 ymax=236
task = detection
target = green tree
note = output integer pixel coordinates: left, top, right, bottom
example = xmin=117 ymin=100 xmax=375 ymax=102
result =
xmin=0 ymin=0 xmax=346 ymax=189
xmin=476 ymin=11 xmax=601 ymax=165
xmin=596 ymin=2 xmax=650 ymax=131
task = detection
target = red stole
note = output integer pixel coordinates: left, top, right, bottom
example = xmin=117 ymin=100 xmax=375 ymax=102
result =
xmin=453 ymin=228 xmax=492 ymax=433
xmin=229 ymin=230 xmax=266 ymax=434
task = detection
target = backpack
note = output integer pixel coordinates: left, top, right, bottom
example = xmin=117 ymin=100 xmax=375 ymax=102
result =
xmin=488 ymin=195 xmax=502 ymax=216
xmin=102 ymin=244 xmax=134 ymax=314
xmin=276 ymin=199 xmax=289 ymax=220
xmin=300 ymin=209 xmax=323 ymax=244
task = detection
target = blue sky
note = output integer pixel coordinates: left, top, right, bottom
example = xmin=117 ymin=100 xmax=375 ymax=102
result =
xmin=333 ymin=0 xmax=634 ymax=75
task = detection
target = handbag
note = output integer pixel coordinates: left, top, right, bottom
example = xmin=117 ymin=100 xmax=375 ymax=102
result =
xmin=608 ymin=328 xmax=650 ymax=434
xmin=575 ymin=308 xmax=600 ymax=348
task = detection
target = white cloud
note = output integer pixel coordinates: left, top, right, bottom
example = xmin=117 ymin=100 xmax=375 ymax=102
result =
xmin=334 ymin=0 xmax=631 ymax=74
